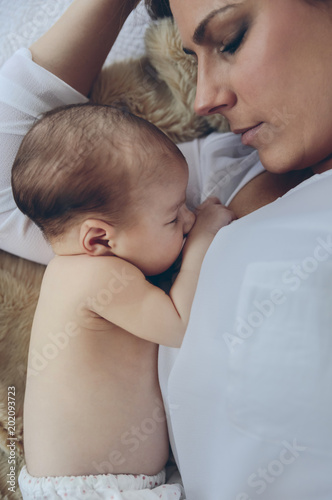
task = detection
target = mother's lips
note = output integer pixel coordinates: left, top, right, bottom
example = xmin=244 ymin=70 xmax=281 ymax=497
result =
xmin=232 ymin=123 xmax=264 ymax=146
xmin=232 ymin=123 xmax=263 ymax=135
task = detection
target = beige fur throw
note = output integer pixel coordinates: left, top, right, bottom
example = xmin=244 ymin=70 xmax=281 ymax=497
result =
xmin=91 ymin=18 xmax=228 ymax=142
xmin=0 ymin=18 xmax=227 ymax=499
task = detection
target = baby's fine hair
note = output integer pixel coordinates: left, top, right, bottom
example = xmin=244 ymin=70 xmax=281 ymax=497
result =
xmin=11 ymin=103 xmax=184 ymax=240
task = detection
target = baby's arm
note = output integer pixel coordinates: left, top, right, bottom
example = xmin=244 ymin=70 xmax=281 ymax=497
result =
xmin=169 ymin=197 xmax=235 ymax=326
xmin=89 ymin=198 xmax=235 ymax=347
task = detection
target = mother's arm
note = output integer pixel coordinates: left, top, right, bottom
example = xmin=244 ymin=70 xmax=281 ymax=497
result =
xmin=0 ymin=0 xmax=139 ymax=264
xmin=30 ymin=0 xmax=139 ymax=96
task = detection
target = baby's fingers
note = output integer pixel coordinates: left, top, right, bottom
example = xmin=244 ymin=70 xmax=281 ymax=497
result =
xmin=195 ymin=197 xmax=222 ymax=212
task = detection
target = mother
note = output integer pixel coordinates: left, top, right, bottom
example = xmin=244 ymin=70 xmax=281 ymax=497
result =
xmin=1 ymin=0 xmax=332 ymax=499
xmin=149 ymin=0 xmax=332 ymax=498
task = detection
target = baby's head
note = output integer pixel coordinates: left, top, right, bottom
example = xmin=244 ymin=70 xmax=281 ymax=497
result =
xmin=12 ymin=103 xmax=195 ymax=275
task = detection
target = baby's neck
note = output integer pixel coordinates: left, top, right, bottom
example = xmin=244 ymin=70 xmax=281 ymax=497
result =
xmin=51 ymin=230 xmax=83 ymax=257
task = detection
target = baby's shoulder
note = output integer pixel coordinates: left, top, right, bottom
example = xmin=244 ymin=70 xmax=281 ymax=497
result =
xmin=83 ymin=255 xmax=144 ymax=279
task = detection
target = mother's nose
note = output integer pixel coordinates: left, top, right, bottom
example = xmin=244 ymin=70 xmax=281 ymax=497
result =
xmin=194 ymin=61 xmax=236 ymax=116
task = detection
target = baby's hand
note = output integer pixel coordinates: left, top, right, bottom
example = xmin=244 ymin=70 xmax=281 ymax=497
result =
xmin=193 ymin=197 xmax=236 ymax=236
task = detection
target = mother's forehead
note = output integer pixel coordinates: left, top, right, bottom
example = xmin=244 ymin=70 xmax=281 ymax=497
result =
xmin=169 ymin=0 xmax=246 ymax=35
xmin=170 ymin=0 xmax=245 ymax=17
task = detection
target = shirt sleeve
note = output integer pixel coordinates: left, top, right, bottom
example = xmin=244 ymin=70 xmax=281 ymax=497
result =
xmin=177 ymin=131 xmax=265 ymax=211
xmin=0 ymin=48 xmax=88 ymax=264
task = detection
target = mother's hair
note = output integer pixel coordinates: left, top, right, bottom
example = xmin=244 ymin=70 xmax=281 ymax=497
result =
xmin=145 ymin=0 xmax=171 ymax=19
xmin=145 ymin=0 xmax=329 ymax=20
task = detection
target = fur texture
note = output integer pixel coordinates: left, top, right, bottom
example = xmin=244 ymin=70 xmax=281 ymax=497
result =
xmin=0 ymin=17 xmax=228 ymax=498
xmin=0 ymin=251 xmax=45 ymax=499
xmin=91 ymin=18 xmax=228 ymax=142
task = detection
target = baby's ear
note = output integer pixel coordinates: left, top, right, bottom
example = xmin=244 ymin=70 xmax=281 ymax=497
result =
xmin=79 ymin=219 xmax=115 ymax=256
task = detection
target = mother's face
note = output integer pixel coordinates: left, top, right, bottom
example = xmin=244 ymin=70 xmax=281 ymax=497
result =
xmin=170 ymin=0 xmax=332 ymax=173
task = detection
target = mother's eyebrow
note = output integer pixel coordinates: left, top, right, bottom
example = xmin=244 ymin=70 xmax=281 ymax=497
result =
xmin=193 ymin=4 xmax=240 ymax=44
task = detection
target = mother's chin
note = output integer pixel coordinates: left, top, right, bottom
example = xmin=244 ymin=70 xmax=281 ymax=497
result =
xmin=250 ymin=123 xmax=331 ymax=176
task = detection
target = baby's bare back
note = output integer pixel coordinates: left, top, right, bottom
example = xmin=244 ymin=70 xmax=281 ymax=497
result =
xmin=23 ymin=255 xmax=169 ymax=477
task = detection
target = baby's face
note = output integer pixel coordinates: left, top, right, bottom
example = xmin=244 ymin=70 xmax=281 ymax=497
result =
xmin=115 ymin=157 xmax=195 ymax=276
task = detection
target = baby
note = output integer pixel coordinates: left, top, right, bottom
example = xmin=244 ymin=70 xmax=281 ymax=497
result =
xmin=12 ymin=103 xmax=235 ymax=499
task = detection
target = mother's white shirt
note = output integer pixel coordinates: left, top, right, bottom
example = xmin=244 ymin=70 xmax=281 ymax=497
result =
xmin=160 ymin=168 xmax=332 ymax=499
